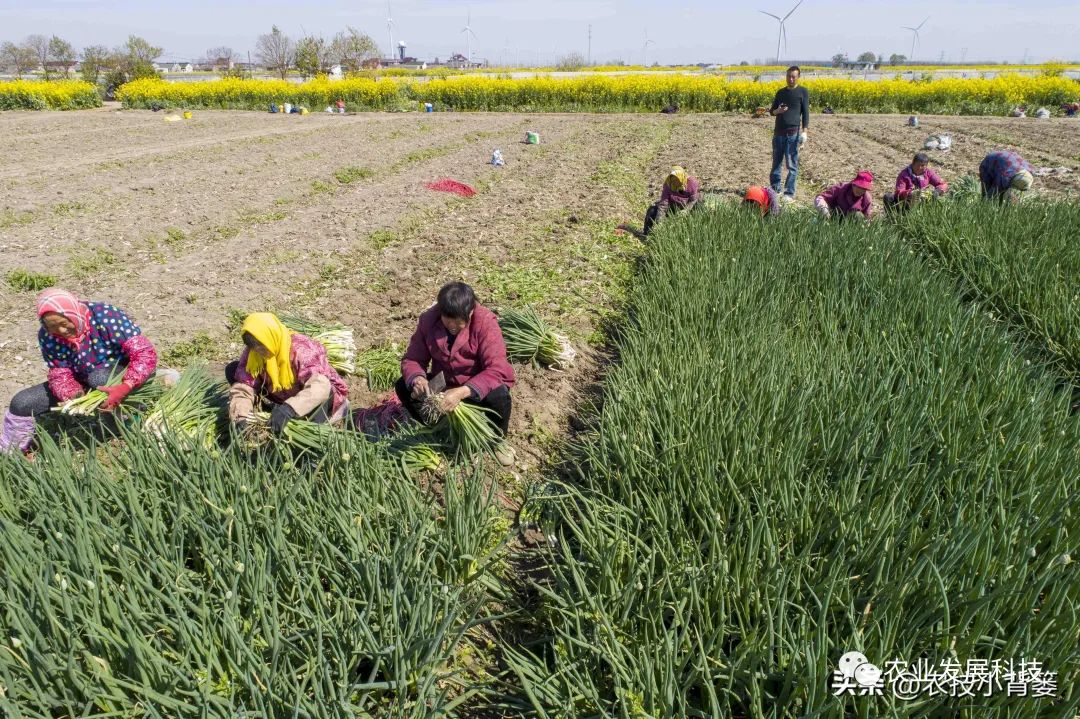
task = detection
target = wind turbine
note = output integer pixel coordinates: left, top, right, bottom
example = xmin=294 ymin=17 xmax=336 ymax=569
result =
xmin=461 ymin=11 xmax=478 ymax=64
xmin=902 ymin=17 xmax=929 ymax=63
xmin=759 ymin=0 xmax=804 ymax=64
xmin=386 ymin=1 xmax=396 ymax=61
xmin=643 ymin=29 xmax=655 ymax=67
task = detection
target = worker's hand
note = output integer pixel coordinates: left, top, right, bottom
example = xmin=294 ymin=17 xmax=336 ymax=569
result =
xmin=818 ymin=205 xmax=831 ymax=220
xmin=97 ymin=382 xmax=133 ymax=412
xmin=232 ymin=418 xmax=249 ymax=435
xmin=270 ymin=402 xmax=298 ymax=436
xmin=774 ymin=103 xmax=789 ymax=115
xmin=798 ymin=131 xmax=808 ymax=146
xmin=410 ymin=376 xmax=429 ymax=399
xmin=438 ymin=386 xmax=472 ymax=413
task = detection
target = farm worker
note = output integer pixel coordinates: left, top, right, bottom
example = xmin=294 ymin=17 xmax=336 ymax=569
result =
xmin=227 ymin=313 xmax=349 ymax=436
xmin=769 ymin=65 xmax=810 ymax=202
xmin=1 ymin=289 xmax=158 ymax=454
xmin=979 ymin=150 xmax=1034 ymax=203
xmin=396 ymin=281 xmax=516 ymax=465
xmin=815 ymin=171 xmax=874 ymax=221
xmin=884 ymin=152 xmax=949 ymax=211
xmin=743 ymin=185 xmax=781 ymax=216
xmin=643 ymin=166 xmax=701 ymax=236
xmin=335 ymin=99 xmax=346 ymax=113
xmin=1062 ymin=102 xmax=1080 ymax=117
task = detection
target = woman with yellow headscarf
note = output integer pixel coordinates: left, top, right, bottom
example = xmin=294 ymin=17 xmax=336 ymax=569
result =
xmin=643 ymin=166 xmax=702 ymax=236
xmin=227 ymin=313 xmax=349 ymax=435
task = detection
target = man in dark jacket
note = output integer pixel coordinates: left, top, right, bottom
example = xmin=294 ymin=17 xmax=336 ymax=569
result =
xmin=769 ymin=65 xmax=810 ymax=202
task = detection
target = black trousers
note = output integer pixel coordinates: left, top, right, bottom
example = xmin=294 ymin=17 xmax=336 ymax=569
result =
xmin=225 ymin=361 xmax=334 ymax=424
xmin=394 ymin=376 xmax=512 ymax=436
xmin=9 ymin=365 xmax=119 ymax=417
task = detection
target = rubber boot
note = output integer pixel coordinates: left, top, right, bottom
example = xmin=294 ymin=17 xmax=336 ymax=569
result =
xmin=0 ymin=411 xmax=36 ymax=454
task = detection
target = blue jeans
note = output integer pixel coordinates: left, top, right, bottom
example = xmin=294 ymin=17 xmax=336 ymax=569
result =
xmin=770 ymin=133 xmax=800 ymax=198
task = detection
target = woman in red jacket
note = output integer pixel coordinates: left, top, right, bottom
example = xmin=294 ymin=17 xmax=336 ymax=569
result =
xmin=396 ymin=281 xmax=516 ymax=465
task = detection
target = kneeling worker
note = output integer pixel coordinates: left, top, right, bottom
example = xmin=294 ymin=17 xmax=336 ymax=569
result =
xmin=396 ymin=281 xmax=516 ymax=465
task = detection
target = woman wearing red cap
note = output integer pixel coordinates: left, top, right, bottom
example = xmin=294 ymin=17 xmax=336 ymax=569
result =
xmin=0 ymin=289 xmax=158 ymax=454
xmin=815 ymin=171 xmax=874 ymax=220
xmin=743 ymin=185 xmax=781 ymax=216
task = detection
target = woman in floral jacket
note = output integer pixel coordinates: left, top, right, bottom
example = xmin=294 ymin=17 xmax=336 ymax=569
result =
xmin=1 ymin=288 xmax=158 ymax=454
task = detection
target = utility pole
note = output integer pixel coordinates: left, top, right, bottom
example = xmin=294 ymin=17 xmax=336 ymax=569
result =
xmin=960 ymin=47 xmax=968 ymax=63
xmin=588 ymin=24 xmax=592 ymax=66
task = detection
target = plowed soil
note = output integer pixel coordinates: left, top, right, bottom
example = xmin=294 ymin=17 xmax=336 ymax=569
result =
xmin=2 ymin=107 xmax=1076 ymax=475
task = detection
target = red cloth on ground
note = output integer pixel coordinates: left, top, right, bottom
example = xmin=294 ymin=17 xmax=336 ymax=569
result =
xmin=424 ymin=179 xmax=476 ymax=197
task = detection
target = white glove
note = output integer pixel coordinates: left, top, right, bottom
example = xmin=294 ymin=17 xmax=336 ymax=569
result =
xmin=818 ymin=205 xmax=830 ymax=219
xmin=798 ymin=131 xmax=808 ymax=146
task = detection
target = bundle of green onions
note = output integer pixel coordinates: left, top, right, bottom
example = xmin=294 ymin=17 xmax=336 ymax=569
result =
xmin=279 ymin=314 xmax=357 ymax=376
xmin=948 ymin=174 xmax=981 ymax=204
xmin=397 ymin=442 xmax=444 ymax=474
xmin=54 ymin=366 xmax=162 ymax=416
xmin=497 ymin=306 xmax=576 ymax=370
xmin=246 ymin=410 xmax=343 ymax=453
xmin=420 ymin=394 xmax=501 ymax=459
xmin=142 ymin=365 xmax=224 ymax=450
xmin=358 ymin=342 xmax=402 ymax=391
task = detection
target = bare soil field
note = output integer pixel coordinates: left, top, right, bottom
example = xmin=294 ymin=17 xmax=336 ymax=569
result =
xmin=2 ymin=107 xmax=1077 ymax=482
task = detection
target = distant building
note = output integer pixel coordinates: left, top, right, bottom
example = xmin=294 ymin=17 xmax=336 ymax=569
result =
xmin=43 ymin=60 xmax=78 ymax=74
xmin=182 ymin=63 xmax=194 ymax=73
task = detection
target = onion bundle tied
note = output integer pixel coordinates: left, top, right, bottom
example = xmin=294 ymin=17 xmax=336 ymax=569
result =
xmin=497 ymin=306 xmax=576 ymax=370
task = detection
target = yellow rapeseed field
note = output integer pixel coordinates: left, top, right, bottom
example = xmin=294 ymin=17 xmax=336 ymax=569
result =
xmin=0 ymin=79 xmax=102 ymax=110
xmin=117 ymin=74 xmax=1080 ymax=115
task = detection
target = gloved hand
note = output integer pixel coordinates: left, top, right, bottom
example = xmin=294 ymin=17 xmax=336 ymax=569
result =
xmin=270 ymin=402 xmax=298 ymax=436
xmin=98 ymin=383 xmax=133 ymax=411
xmin=232 ymin=418 xmax=249 ymax=435
xmin=818 ymin=205 xmax=831 ymax=219
xmin=798 ymin=131 xmax=807 ymax=146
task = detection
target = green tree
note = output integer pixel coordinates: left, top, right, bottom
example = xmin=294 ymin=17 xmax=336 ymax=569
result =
xmin=79 ymin=44 xmax=111 ymax=85
xmin=48 ymin=35 xmax=75 ymax=77
xmin=295 ymin=35 xmax=331 ymax=79
xmin=330 ymin=27 xmax=379 ymax=74
xmin=831 ymin=52 xmax=847 ymax=67
xmin=124 ymin=35 xmax=162 ymax=64
xmin=889 ymin=53 xmax=907 ymax=65
xmin=856 ymin=51 xmax=877 ymax=64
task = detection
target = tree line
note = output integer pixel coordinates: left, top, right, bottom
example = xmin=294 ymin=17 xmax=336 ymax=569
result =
xmin=0 ymin=26 xmax=381 ymax=87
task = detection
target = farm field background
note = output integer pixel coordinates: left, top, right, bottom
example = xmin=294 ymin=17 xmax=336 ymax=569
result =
xmin=1 ymin=106 xmax=1078 ymax=714
xmin=3 ymin=107 xmax=1079 ymax=446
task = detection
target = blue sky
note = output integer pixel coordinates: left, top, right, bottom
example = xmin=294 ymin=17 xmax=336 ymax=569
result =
xmin=1 ymin=0 xmax=1077 ymax=65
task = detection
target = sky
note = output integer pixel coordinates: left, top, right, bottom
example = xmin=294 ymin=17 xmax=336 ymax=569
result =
xmin=1 ymin=0 xmax=1077 ymax=66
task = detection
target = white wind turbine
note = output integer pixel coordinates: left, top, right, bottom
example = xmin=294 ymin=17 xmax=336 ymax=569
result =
xmin=461 ymin=11 xmax=478 ymax=64
xmin=386 ymin=1 xmax=396 ymax=60
xmin=759 ymin=0 xmax=804 ymax=64
xmin=643 ymin=29 xmax=655 ymax=67
xmin=902 ymin=17 xmax=929 ymax=63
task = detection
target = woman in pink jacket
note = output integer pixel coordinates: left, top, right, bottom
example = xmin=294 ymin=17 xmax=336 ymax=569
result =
xmin=396 ymin=282 xmax=516 ymax=465
xmin=884 ymin=152 xmax=949 ymax=212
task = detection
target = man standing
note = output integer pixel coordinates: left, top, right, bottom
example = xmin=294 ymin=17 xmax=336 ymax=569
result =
xmin=769 ymin=66 xmax=810 ymax=202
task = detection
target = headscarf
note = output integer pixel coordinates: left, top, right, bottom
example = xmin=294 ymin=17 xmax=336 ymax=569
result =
xmin=36 ymin=288 xmax=92 ymax=348
xmin=744 ymin=185 xmax=769 ymax=215
xmin=242 ymin=313 xmax=295 ymax=393
xmin=1010 ymin=170 xmax=1033 ymax=192
xmin=664 ymin=166 xmax=689 ymax=192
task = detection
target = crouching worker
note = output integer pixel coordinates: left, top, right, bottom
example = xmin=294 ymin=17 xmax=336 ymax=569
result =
xmin=979 ymin=150 xmax=1034 ymax=204
xmin=227 ymin=313 xmax=349 ymax=436
xmin=1 ymin=288 xmax=157 ymax=454
xmin=743 ymin=185 xmax=781 ymax=216
xmin=885 ymin=152 xmax=948 ymax=212
xmin=644 ymin=166 xmax=701 ymax=236
xmin=815 ymin=171 xmax=874 ymax=221
xmin=395 ymin=281 xmax=516 ymax=465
